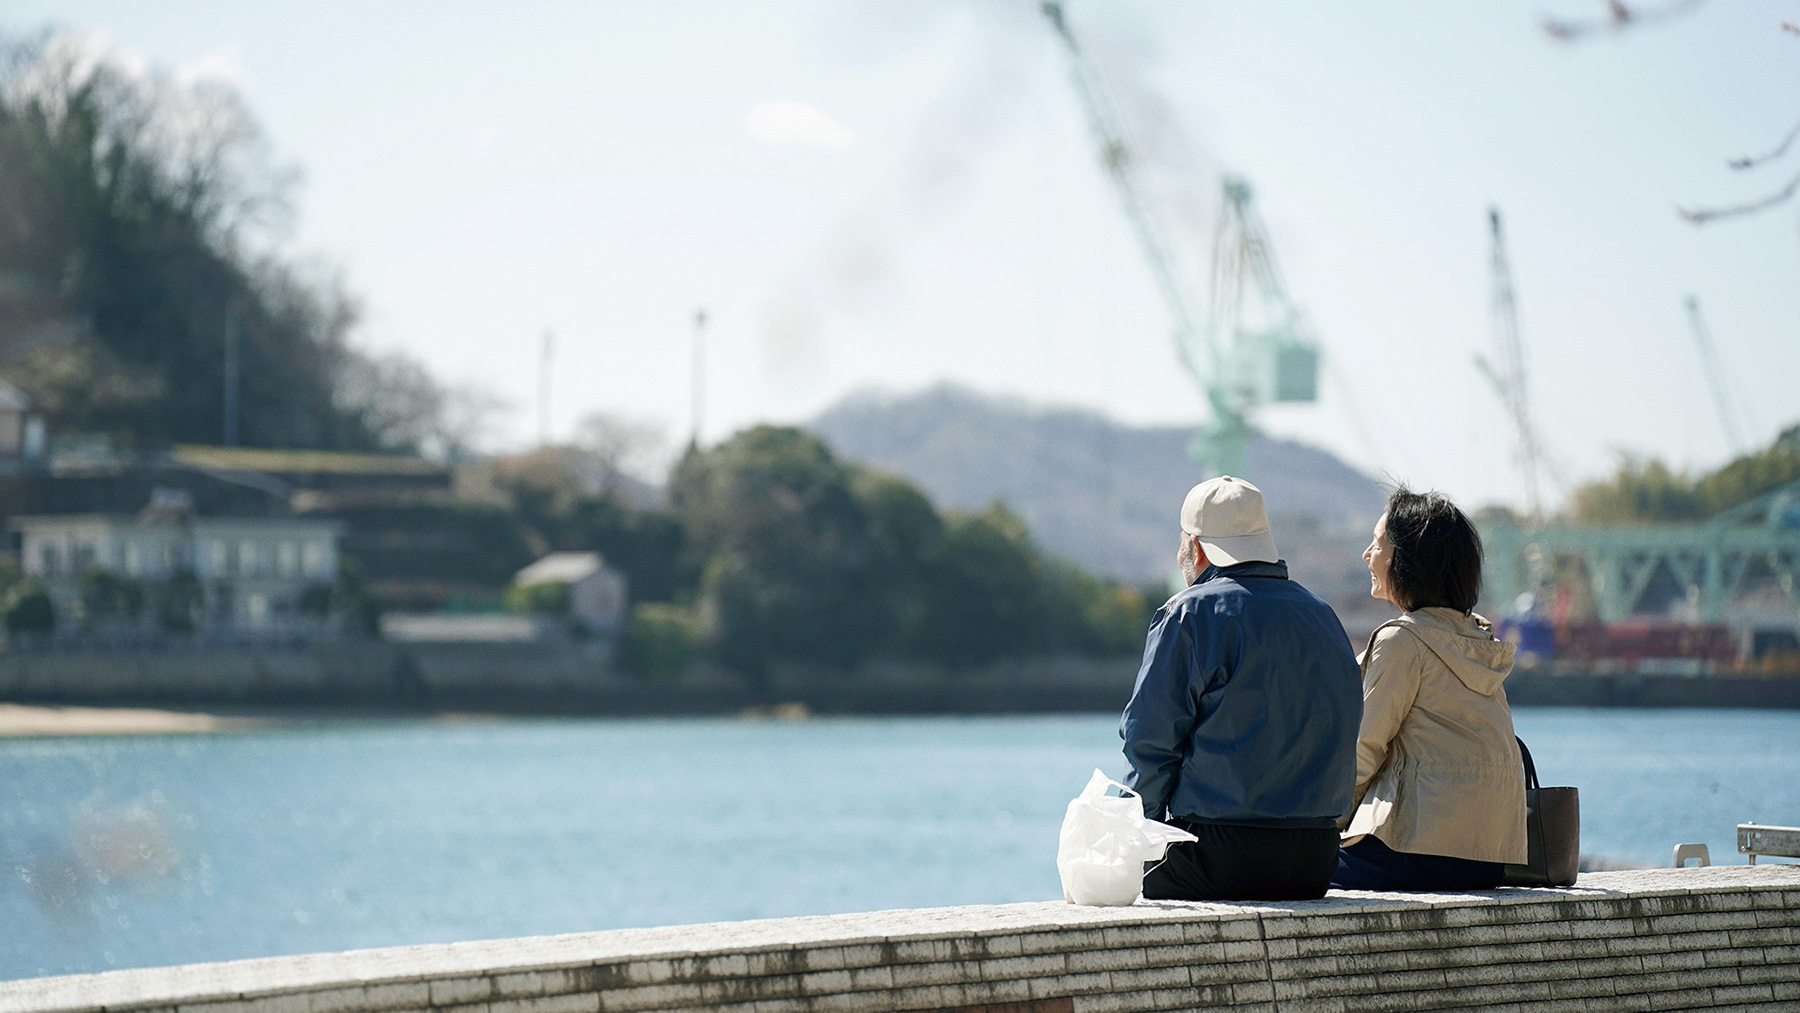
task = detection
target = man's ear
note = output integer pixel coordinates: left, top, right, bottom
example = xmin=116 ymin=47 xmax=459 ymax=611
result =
xmin=1190 ymin=534 xmax=1208 ymax=569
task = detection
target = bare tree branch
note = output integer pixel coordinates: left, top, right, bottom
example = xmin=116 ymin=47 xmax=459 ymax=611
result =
xmin=1679 ymin=170 xmax=1800 ymax=223
xmin=1542 ymin=0 xmax=1707 ymax=41
xmin=1728 ymin=119 xmax=1800 ymax=171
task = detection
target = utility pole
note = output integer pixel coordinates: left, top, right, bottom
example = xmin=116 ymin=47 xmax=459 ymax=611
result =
xmin=691 ymin=308 xmax=707 ymax=449
xmin=223 ymin=299 xmax=241 ymax=447
xmin=538 ymin=329 xmax=553 ymax=447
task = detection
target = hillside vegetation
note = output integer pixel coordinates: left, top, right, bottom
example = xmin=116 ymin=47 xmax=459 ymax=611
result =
xmin=0 ymin=34 xmax=466 ymax=453
xmin=1569 ymin=425 xmax=1800 ymax=524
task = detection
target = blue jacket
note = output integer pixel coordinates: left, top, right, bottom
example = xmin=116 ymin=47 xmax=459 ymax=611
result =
xmin=1120 ymin=560 xmax=1361 ymax=828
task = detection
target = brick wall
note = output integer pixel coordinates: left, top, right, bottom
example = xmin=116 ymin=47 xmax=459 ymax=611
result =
xmin=2 ymin=866 xmax=1796 ymax=1013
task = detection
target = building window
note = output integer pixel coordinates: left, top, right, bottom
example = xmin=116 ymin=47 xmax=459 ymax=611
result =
xmin=243 ymin=592 xmax=271 ymax=628
xmin=140 ymin=541 xmax=165 ymax=577
xmin=37 ymin=543 xmax=58 ymax=577
xmin=205 ymin=539 xmax=229 ymax=577
xmin=71 ymin=541 xmax=96 ymax=573
xmin=238 ymin=540 xmax=260 ymax=578
xmin=276 ymin=542 xmax=298 ymax=577
xmin=124 ymin=542 xmax=143 ymax=577
xmin=302 ymin=541 xmax=332 ymax=580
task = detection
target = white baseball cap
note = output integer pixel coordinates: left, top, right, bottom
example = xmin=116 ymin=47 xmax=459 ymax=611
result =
xmin=1179 ymin=475 xmax=1279 ymax=566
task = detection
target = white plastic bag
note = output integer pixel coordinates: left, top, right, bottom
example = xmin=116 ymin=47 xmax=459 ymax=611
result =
xmin=1056 ymin=768 xmax=1198 ymax=906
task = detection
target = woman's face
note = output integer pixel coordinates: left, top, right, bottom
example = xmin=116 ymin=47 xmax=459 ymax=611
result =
xmin=1364 ymin=512 xmax=1397 ymax=606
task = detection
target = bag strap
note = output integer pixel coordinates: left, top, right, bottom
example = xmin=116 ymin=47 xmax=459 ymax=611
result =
xmin=1515 ymin=735 xmax=1540 ymax=790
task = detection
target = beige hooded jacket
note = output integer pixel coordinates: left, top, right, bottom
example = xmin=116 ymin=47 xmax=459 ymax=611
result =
xmin=1341 ymin=607 xmax=1528 ymax=865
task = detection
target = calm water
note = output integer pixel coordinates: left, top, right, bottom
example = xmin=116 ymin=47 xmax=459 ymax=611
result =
xmin=2 ymin=709 xmax=1797 ymax=981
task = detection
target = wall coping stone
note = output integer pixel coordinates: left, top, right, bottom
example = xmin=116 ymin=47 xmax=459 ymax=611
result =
xmin=3 ymin=865 xmax=1797 ymax=1013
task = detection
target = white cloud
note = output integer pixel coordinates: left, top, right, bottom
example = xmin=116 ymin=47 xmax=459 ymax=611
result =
xmin=745 ymin=101 xmax=855 ymax=149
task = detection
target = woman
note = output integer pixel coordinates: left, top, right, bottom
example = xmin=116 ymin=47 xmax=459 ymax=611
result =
xmin=1332 ymin=487 xmax=1527 ymax=891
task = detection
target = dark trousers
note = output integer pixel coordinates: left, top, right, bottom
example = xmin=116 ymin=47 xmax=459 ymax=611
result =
xmin=1142 ymin=820 xmax=1340 ymax=901
xmin=1331 ymin=834 xmax=1505 ymax=892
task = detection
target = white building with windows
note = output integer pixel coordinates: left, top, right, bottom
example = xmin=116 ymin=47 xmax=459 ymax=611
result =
xmin=9 ymin=509 xmax=344 ymax=636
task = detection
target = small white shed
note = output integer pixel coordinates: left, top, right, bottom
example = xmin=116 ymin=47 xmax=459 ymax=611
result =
xmin=513 ymin=552 xmax=628 ymax=633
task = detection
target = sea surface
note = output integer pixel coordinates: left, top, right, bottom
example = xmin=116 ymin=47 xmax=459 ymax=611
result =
xmin=2 ymin=708 xmax=1797 ymax=981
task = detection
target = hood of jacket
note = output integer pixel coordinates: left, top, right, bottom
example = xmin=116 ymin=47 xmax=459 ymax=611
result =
xmin=1398 ymin=607 xmax=1514 ymax=696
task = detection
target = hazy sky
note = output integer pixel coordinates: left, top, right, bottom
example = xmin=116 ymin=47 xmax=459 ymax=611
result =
xmin=8 ymin=1 xmax=1799 ymax=509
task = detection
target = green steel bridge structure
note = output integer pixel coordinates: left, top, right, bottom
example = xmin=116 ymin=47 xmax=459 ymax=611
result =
xmin=1483 ymin=480 xmax=1800 ymax=626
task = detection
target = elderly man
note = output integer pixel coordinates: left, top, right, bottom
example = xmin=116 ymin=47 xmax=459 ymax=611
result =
xmin=1121 ymin=475 xmax=1361 ymax=900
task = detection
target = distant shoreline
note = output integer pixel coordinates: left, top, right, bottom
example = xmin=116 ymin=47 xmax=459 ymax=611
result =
xmin=5 ymin=672 xmax=1800 ymax=739
xmin=2 ymin=643 xmax=1798 ymax=735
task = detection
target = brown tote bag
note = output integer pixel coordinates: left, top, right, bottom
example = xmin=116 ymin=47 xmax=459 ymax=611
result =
xmin=1501 ymin=736 xmax=1581 ymax=887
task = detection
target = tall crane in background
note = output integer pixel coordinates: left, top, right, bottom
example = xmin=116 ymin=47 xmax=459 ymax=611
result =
xmin=1684 ymin=295 xmax=1750 ymax=456
xmin=1205 ymin=178 xmax=1320 ymax=468
xmin=1477 ymin=207 xmax=1550 ymax=522
xmin=1042 ymin=1 xmax=1318 ymax=477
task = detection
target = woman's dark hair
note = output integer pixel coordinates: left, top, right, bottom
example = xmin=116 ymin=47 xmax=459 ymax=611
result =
xmin=1383 ymin=487 xmax=1482 ymax=613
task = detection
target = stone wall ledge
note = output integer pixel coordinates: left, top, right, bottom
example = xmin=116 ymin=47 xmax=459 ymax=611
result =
xmin=4 ymin=866 xmax=1798 ymax=1013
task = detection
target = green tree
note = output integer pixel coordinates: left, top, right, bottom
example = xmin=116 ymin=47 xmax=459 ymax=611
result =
xmin=79 ymin=567 xmax=143 ymax=629
xmin=848 ymin=467 xmax=943 ymax=652
xmin=504 ymin=581 xmax=570 ymax=616
xmin=155 ymin=570 xmax=203 ymax=633
xmin=4 ymin=587 xmax=54 ymax=634
xmin=0 ymin=560 xmax=54 ymax=634
xmin=917 ymin=503 xmax=1050 ymax=665
xmin=616 ymin=603 xmax=701 ymax=679
xmin=1570 ymin=427 xmax=1800 ymax=524
xmin=1041 ymin=561 xmax=1158 ymax=656
xmin=671 ymin=426 xmax=889 ymax=676
xmin=1693 ymin=434 xmax=1800 ymax=515
xmin=1569 ymin=458 xmax=1706 ymax=524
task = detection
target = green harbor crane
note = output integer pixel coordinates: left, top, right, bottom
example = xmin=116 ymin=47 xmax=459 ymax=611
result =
xmin=1042 ymin=1 xmax=1318 ymax=477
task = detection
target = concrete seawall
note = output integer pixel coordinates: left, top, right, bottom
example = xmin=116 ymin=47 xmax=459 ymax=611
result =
xmin=0 ymin=646 xmax=1144 ymax=714
xmin=3 ymin=866 xmax=1796 ymax=1012
xmin=4 ymin=644 xmax=1800 ymax=713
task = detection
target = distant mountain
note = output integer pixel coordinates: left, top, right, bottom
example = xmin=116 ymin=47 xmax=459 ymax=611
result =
xmin=808 ymin=383 xmax=1386 ymax=584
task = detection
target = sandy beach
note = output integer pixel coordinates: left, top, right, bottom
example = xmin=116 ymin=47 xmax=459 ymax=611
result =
xmin=0 ymin=703 xmax=255 ymax=737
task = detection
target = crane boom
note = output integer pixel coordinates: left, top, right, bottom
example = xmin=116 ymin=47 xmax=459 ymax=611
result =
xmin=1684 ymin=295 xmax=1748 ymax=454
xmin=1209 ymin=178 xmax=1295 ymax=328
xmin=1481 ymin=207 xmax=1548 ymax=521
xmin=1040 ymin=1 xmax=1212 ymax=393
